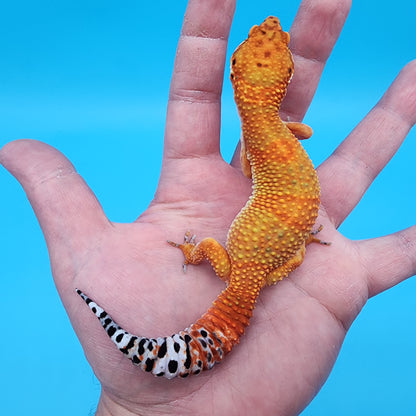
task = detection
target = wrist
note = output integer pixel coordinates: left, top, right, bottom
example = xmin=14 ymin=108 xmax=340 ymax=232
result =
xmin=95 ymin=392 xmax=141 ymax=416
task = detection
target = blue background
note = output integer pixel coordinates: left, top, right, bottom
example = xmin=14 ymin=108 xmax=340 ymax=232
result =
xmin=1 ymin=1 xmax=415 ymax=414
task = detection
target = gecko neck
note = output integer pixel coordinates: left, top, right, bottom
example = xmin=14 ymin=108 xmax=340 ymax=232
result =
xmin=239 ymin=106 xmax=294 ymax=154
xmin=233 ymin=82 xmax=290 ymax=152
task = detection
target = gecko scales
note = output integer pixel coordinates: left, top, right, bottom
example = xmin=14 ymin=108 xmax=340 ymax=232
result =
xmin=77 ymin=16 xmax=321 ymax=379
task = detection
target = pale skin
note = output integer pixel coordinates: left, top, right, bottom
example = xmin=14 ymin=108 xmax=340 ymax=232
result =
xmin=1 ymin=0 xmax=416 ymax=414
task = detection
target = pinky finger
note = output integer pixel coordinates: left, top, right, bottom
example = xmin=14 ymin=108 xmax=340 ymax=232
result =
xmin=357 ymin=225 xmax=416 ymax=297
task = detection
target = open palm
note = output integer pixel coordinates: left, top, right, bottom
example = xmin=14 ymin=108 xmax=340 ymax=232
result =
xmin=1 ymin=0 xmax=416 ymax=415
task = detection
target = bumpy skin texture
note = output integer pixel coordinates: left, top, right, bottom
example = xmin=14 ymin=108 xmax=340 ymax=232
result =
xmin=77 ymin=16 xmax=320 ymax=379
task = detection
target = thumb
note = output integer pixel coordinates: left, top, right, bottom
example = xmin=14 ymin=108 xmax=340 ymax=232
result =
xmin=0 ymin=139 xmax=109 ymax=291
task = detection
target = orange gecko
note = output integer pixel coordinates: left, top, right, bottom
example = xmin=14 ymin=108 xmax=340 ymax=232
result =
xmin=77 ymin=16 xmax=322 ymax=379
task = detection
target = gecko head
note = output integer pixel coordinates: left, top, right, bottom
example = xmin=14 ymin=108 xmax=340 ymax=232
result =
xmin=230 ymin=16 xmax=294 ymax=103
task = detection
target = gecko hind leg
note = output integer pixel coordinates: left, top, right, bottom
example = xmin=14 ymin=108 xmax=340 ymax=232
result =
xmin=168 ymin=232 xmax=232 ymax=282
xmin=265 ymin=244 xmax=307 ymax=285
xmin=265 ymin=226 xmax=330 ymax=286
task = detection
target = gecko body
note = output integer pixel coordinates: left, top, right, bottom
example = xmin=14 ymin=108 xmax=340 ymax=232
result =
xmin=77 ymin=16 xmax=321 ymax=379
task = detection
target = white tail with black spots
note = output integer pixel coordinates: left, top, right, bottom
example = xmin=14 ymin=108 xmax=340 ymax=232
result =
xmin=76 ymin=289 xmax=225 ymax=379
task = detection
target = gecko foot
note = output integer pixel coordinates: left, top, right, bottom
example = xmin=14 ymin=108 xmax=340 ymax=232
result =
xmin=167 ymin=231 xmax=198 ymax=273
xmin=307 ymin=225 xmax=331 ymax=246
xmin=167 ymin=231 xmax=196 ymax=247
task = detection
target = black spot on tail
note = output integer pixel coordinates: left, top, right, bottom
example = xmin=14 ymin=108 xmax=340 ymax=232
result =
xmin=184 ymin=338 xmax=192 ymax=370
xmin=103 ymin=317 xmax=112 ymax=328
xmin=145 ymin=358 xmax=155 ymax=372
xmin=132 ymin=355 xmax=141 ymax=364
xmin=199 ymin=339 xmax=207 ymax=348
xmin=107 ymin=326 xmax=117 ymax=337
xmin=157 ymin=339 xmax=167 ymax=358
xmin=168 ymin=360 xmax=178 ymax=374
xmin=120 ymin=336 xmax=138 ymax=354
xmin=138 ymin=338 xmax=146 ymax=355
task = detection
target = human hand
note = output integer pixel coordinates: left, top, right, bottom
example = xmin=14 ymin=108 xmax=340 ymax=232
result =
xmin=1 ymin=0 xmax=416 ymax=415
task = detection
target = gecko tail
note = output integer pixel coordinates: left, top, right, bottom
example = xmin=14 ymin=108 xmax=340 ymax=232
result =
xmin=76 ymin=289 xmax=225 ymax=379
